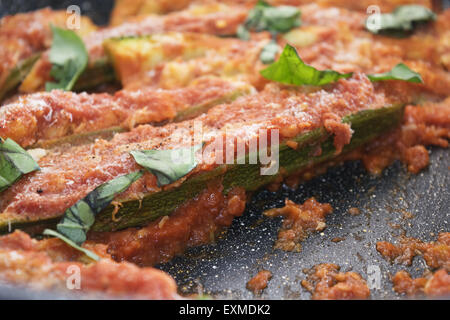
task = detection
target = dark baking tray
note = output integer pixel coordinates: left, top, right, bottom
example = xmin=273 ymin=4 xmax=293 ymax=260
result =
xmin=0 ymin=0 xmax=448 ymax=300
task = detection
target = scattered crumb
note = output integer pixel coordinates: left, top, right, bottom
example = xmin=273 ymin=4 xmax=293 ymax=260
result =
xmin=378 ymin=233 xmax=450 ymax=297
xmin=392 ymin=269 xmax=450 ymax=297
xmin=401 ymin=210 xmax=414 ymax=220
xmin=301 ymin=264 xmax=370 ymax=300
xmin=376 ymin=232 xmax=450 ymax=269
xmin=348 ymin=207 xmax=361 ymax=216
xmin=246 ymin=270 xmax=272 ymax=295
xmin=264 ymin=198 xmax=333 ymax=252
xmin=331 ymin=237 xmax=345 ymax=243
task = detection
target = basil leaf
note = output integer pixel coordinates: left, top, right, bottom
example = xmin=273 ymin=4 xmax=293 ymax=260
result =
xmin=261 ymin=45 xmax=423 ymax=86
xmin=130 ymin=144 xmax=203 ymax=187
xmin=45 ymin=25 xmax=88 ymax=91
xmin=0 ymin=138 xmax=40 ymax=193
xmin=366 ymin=5 xmax=436 ymax=36
xmin=237 ymin=1 xmax=300 ymax=63
xmin=242 ymin=0 xmax=271 ymax=33
xmin=260 ymin=41 xmax=280 ymax=64
xmin=43 ymin=229 xmax=100 ymax=261
xmin=260 ymin=44 xmax=352 ymax=85
xmin=240 ymin=1 xmax=300 ymax=35
xmin=262 ymin=6 xmax=302 ymax=34
xmin=56 ymin=171 xmax=143 ymax=245
xmin=368 ymin=63 xmax=423 ymax=83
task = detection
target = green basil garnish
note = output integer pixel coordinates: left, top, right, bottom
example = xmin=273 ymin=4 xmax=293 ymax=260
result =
xmin=260 ymin=44 xmax=352 ymax=85
xmin=130 ymin=144 xmax=203 ymax=187
xmin=0 ymin=138 xmax=40 ymax=193
xmin=45 ymin=25 xmax=88 ymax=91
xmin=368 ymin=63 xmax=423 ymax=83
xmin=261 ymin=44 xmax=423 ymax=85
xmin=240 ymin=1 xmax=301 ymax=34
xmin=43 ymin=229 xmax=100 ymax=261
xmin=237 ymin=1 xmax=301 ymax=64
xmin=53 ymin=171 xmax=143 ymax=245
xmin=365 ymin=5 xmax=436 ymax=37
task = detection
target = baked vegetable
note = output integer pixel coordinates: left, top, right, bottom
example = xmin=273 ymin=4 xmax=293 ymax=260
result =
xmin=103 ymin=32 xmax=261 ymax=88
xmin=17 ymin=4 xmax=249 ymax=94
xmin=0 ymin=103 xmax=404 ymax=234
xmin=0 ymin=9 xmax=97 ymax=100
xmin=92 ymin=102 xmax=405 ymax=232
xmin=0 ymin=77 xmax=251 ymax=149
xmin=0 ymin=74 xmax=405 ymax=234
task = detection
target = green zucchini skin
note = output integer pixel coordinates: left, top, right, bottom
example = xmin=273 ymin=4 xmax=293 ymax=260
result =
xmin=0 ymin=54 xmax=41 ymax=101
xmin=0 ymin=104 xmax=404 ymax=234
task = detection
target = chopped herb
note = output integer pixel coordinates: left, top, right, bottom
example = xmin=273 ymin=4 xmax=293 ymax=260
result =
xmin=55 ymin=171 xmax=143 ymax=245
xmin=130 ymin=144 xmax=203 ymax=187
xmin=45 ymin=25 xmax=88 ymax=91
xmin=368 ymin=63 xmax=423 ymax=83
xmin=43 ymin=229 xmax=100 ymax=261
xmin=0 ymin=138 xmax=40 ymax=193
xmin=260 ymin=44 xmax=352 ymax=85
xmin=365 ymin=5 xmax=436 ymax=37
xmin=261 ymin=44 xmax=423 ymax=85
xmin=237 ymin=1 xmax=300 ymax=64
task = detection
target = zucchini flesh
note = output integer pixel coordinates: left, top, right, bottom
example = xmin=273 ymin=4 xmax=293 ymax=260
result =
xmin=0 ymin=103 xmax=403 ymax=234
xmin=104 ymin=33 xmax=260 ymax=89
xmin=104 ymin=33 xmax=221 ymax=86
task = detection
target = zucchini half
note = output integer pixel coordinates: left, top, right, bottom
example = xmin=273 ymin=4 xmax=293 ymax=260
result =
xmin=0 ymin=103 xmax=404 ymax=234
xmin=31 ymin=80 xmax=253 ymax=150
xmin=0 ymin=12 xmax=97 ymax=99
